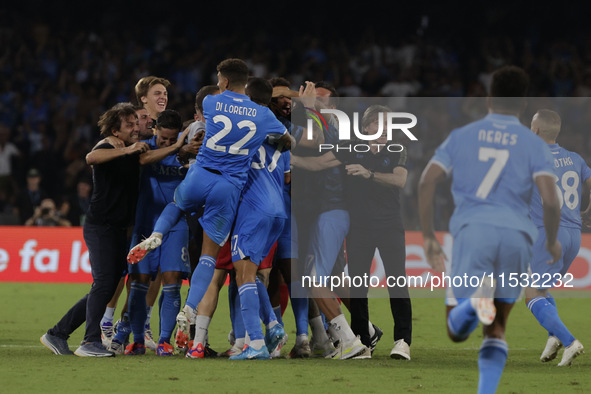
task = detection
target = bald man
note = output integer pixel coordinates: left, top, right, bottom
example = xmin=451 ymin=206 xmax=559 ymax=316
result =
xmin=525 ymin=109 xmax=589 ymax=366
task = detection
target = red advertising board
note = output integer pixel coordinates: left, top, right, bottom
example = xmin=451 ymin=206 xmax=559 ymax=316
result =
xmin=1 ymin=227 xmax=590 ymax=289
xmin=0 ymin=226 xmax=90 ymax=283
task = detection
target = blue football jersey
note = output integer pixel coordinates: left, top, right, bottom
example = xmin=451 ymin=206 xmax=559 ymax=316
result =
xmin=431 ymin=113 xmax=555 ymax=240
xmin=530 ymin=144 xmax=591 ymax=229
xmin=240 ymin=141 xmax=288 ymax=218
xmin=196 ymin=90 xmax=287 ymax=187
xmin=134 ymin=135 xmax=186 ymax=232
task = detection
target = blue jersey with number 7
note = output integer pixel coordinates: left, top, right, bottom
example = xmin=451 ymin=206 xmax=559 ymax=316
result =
xmin=196 ymin=90 xmax=287 ymax=187
xmin=430 ymin=113 xmax=555 ymax=240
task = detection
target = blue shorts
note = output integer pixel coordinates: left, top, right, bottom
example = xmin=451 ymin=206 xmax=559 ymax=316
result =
xmin=128 ymin=228 xmax=191 ymax=279
xmin=303 ymin=209 xmax=350 ymax=279
xmin=529 ymin=226 xmax=580 ymax=289
xmin=174 ymin=166 xmax=241 ymax=246
xmin=450 ymin=224 xmax=532 ymax=302
xmin=231 ymin=200 xmax=285 ymax=265
xmin=276 ymin=211 xmax=297 ymax=261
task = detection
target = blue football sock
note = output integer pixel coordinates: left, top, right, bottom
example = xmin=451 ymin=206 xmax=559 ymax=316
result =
xmin=447 ymin=298 xmax=479 ymax=340
xmin=255 ymin=277 xmax=277 ymax=326
xmin=545 ymin=292 xmax=557 ymax=307
xmin=527 ymin=296 xmax=575 ymax=347
xmin=288 ymin=280 xmax=309 ymax=336
xmin=114 ymin=312 xmax=131 ymax=341
xmin=230 ymin=280 xmax=245 ymax=340
xmin=238 ymin=282 xmax=264 ymax=342
xmin=273 ymin=306 xmax=283 ymax=327
xmin=185 ymin=255 xmax=216 ymax=309
xmin=128 ymin=282 xmax=149 ymax=344
xmin=153 ymin=202 xmax=184 ymax=236
xmin=157 ymin=291 xmax=164 ymax=338
xmin=544 ymin=293 xmax=556 ymax=336
xmin=477 ymin=338 xmax=508 ymax=394
xmin=159 ymin=283 xmax=182 ymax=344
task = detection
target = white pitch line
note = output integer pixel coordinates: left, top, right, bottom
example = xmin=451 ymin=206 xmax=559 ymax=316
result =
xmin=0 ymin=344 xmax=44 ymax=348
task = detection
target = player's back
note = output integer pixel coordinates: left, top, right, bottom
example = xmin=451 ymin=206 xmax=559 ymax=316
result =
xmin=196 ymin=90 xmax=286 ymax=186
xmin=433 ymin=113 xmax=554 ymax=238
xmin=530 ymin=144 xmax=591 ymax=229
xmin=240 ymin=141 xmax=288 ymax=219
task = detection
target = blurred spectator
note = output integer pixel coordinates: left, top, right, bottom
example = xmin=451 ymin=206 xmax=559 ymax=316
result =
xmin=0 ymin=121 xmax=20 ymax=197
xmin=16 ymin=168 xmax=48 ymax=225
xmin=62 ymin=176 xmax=92 ymax=226
xmin=24 ymin=197 xmax=71 ymax=226
xmin=0 ymin=5 xmax=590 ymax=232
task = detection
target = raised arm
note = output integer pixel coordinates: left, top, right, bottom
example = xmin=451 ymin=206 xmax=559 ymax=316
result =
xmin=139 ymin=127 xmax=190 ymax=165
xmin=86 ymin=142 xmax=149 ymax=165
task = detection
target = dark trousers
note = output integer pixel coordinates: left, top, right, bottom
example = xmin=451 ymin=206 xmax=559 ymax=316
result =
xmin=347 ymin=226 xmax=412 ymax=347
xmin=48 ymin=223 xmax=128 ymax=343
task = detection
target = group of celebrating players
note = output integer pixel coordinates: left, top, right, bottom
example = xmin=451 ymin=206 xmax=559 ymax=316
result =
xmin=40 ymin=57 xmax=586 ymax=393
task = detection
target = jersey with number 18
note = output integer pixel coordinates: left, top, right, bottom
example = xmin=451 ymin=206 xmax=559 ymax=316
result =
xmin=529 ymin=144 xmax=591 ymax=229
xmin=430 ymin=113 xmax=555 ymax=240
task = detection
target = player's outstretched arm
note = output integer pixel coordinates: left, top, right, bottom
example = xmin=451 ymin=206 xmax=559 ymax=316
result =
xmin=418 ymin=161 xmax=447 ymax=272
xmin=86 ymin=141 xmax=149 ymax=165
xmin=535 ymin=173 xmax=562 ymax=263
xmin=139 ymin=127 xmax=190 ymax=165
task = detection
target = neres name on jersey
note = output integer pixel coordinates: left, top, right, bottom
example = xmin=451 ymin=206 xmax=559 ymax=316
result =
xmin=478 ymin=129 xmax=518 ymax=146
xmin=216 ymin=102 xmax=257 ymax=117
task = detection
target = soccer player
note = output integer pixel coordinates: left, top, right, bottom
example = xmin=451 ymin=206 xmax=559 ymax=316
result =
xmin=418 ymin=66 xmax=561 ymax=393
xmin=123 ymin=109 xmax=191 ymax=356
xmin=525 ymin=109 xmax=588 ymax=366
xmin=135 ymin=76 xmax=170 ymax=124
xmin=126 ymin=58 xmax=292 ymax=349
xmin=185 ymin=77 xmax=288 ymax=360
xmin=40 ymin=102 xmax=187 ymax=357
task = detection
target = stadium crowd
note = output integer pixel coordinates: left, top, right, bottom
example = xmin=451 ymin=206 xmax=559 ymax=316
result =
xmin=3 ymin=6 xmax=591 ymax=232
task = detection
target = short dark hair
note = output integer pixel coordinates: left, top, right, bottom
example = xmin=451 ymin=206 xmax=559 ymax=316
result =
xmin=217 ymin=58 xmax=249 ymax=88
xmin=156 ymin=109 xmax=183 ymax=131
xmin=269 ymin=77 xmax=291 ymax=88
xmin=315 ymin=80 xmax=339 ymax=106
xmin=97 ymin=102 xmax=137 ymax=137
xmin=246 ymin=77 xmax=273 ymax=106
xmin=489 ymin=65 xmax=530 ymax=110
xmin=195 ymin=85 xmax=220 ymax=113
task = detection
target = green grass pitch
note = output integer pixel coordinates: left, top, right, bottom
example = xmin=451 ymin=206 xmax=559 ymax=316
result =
xmin=0 ymin=283 xmax=589 ymax=393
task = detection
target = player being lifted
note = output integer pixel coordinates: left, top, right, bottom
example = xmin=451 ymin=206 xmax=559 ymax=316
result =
xmin=126 ymin=58 xmax=292 ymax=352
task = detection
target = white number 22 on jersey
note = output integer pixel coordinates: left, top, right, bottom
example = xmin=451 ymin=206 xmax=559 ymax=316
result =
xmin=476 ymin=147 xmax=509 ymax=199
xmin=206 ymin=114 xmax=256 ymax=155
